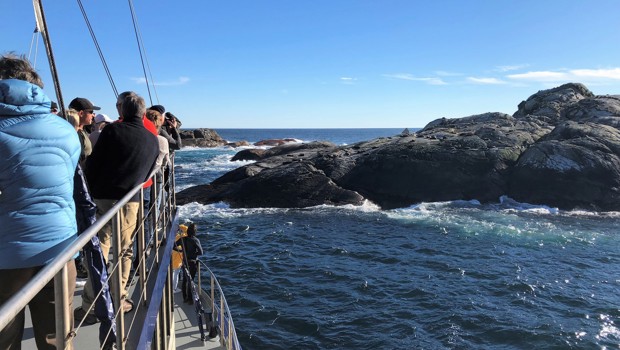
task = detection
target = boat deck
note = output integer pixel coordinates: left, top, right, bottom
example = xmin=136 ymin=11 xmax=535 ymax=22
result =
xmin=21 ymin=276 xmax=225 ymax=349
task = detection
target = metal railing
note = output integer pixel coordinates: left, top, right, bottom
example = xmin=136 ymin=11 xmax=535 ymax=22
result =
xmin=0 ymin=157 xmax=178 ymax=349
xmin=0 ymin=152 xmax=243 ymax=350
xmin=197 ymin=260 xmax=243 ymax=350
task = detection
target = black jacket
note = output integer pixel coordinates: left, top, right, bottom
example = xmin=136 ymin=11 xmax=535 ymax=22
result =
xmin=181 ymin=236 xmax=203 ymax=261
xmin=159 ymin=126 xmax=182 ymax=151
xmin=85 ymin=116 xmax=159 ymax=201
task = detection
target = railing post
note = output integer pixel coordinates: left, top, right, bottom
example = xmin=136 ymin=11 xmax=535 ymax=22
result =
xmin=197 ymin=263 xmax=201 ymax=292
xmin=170 ymin=155 xmax=176 ymax=212
xmin=139 ymin=187 xmax=147 ymax=304
xmin=220 ymin=295 xmax=225 ymax=348
xmin=228 ymin=310 xmax=232 ymax=350
xmin=54 ymin=263 xmax=72 ymax=350
xmin=112 ymin=211 xmax=125 ymax=349
xmin=211 ymin=274 xmax=215 ymax=320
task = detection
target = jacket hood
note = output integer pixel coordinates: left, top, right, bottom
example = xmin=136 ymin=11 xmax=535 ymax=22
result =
xmin=0 ymin=79 xmax=51 ymax=117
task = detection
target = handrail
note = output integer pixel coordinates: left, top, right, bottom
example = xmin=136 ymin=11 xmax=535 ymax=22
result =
xmin=0 ymin=160 xmax=169 ymax=349
xmin=0 ymin=152 xmax=243 ymax=350
xmin=197 ymin=259 xmax=243 ymax=350
xmin=0 ymin=169 xmax=145 ymax=332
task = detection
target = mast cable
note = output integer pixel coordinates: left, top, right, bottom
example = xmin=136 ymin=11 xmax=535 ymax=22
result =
xmin=135 ymin=16 xmax=160 ymax=104
xmin=33 ymin=34 xmax=39 ymax=68
xmin=32 ymin=0 xmax=67 ymax=119
xmin=28 ymin=26 xmax=39 ymax=66
xmin=127 ymin=0 xmax=154 ymax=106
xmin=76 ymin=0 xmax=119 ymax=98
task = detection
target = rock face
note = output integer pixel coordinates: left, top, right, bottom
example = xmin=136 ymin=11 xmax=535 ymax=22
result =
xmin=177 ymin=83 xmax=620 ymax=211
xmin=179 ymin=128 xmax=227 ymax=147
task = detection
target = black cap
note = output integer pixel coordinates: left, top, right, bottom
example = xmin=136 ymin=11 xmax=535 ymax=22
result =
xmin=50 ymin=101 xmax=58 ymax=110
xmin=69 ymin=97 xmax=101 ymax=111
xmin=148 ymin=104 xmax=165 ymax=114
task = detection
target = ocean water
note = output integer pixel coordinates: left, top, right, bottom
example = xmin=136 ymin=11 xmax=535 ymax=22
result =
xmin=175 ymin=129 xmax=620 ymax=350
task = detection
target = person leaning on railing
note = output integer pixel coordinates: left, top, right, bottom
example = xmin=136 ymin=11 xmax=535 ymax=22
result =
xmin=0 ymin=53 xmax=81 ymax=349
xmin=78 ymin=91 xmax=159 ymax=317
xmin=181 ymin=223 xmax=204 ymax=304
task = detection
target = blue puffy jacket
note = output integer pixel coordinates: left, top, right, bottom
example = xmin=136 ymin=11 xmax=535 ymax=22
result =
xmin=0 ymin=79 xmax=81 ymax=269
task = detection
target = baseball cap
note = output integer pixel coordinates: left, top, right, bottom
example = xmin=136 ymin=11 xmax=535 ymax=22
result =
xmin=69 ymin=97 xmax=101 ymax=111
xmin=94 ymin=113 xmax=113 ymax=124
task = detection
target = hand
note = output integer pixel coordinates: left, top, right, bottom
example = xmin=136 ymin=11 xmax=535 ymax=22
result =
xmin=170 ymin=118 xmax=178 ymax=128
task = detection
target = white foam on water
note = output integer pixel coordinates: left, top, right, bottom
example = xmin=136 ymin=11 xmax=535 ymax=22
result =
xmin=305 ymin=200 xmax=381 ymax=213
xmin=178 ymin=154 xmax=254 ymax=174
xmin=496 ymin=196 xmax=559 ymax=215
xmin=178 ymin=201 xmax=291 ymax=219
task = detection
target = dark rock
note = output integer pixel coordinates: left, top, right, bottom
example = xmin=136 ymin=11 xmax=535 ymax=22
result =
xmin=177 ymin=161 xmax=364 ymax=208
xmin=177 ymin=83 xmax=620 ymax=211
xmin=254 ymin=138 xmax=298 ymax=146
xmin=231 ymin=149 xmax=266 ymax=161
xmin=563 ymin=95 xmax=620 ymax=128
xmin=178 ymin=128 xmax=227 ymax=148
xmin=508 ymin=121 xmax=620 ymax=211
xmin=227 ymin=141 xmax=251 ymax=148
xmin=181 ymin=138 xmax=226 ymax=148
xmin=513 ymin=83 xmax=594 ymax=124
xmin=231 ymin=141 xmax=336 ymax=161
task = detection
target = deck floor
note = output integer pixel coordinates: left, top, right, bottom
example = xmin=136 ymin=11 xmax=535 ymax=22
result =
xmin=21 ymin=276 xmax=225 ymax=349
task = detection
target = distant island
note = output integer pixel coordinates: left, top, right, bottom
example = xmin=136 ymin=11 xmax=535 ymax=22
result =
xmin=177 ymin=83 xmax=620 ymax=212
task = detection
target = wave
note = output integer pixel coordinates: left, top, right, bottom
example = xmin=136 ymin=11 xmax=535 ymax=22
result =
xmin=178 ymin=199 xmax=381 ymax=219
xmin=178 ymin=202 xmax=292 ymax=219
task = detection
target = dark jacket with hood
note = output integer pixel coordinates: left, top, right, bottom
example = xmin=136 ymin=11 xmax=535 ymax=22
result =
xmin=85 ymin=112 xmax=159 ymax=201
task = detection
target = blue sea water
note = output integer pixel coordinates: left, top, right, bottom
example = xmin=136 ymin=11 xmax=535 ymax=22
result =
xmin=175 ymin=129 xmax=620 ymax=350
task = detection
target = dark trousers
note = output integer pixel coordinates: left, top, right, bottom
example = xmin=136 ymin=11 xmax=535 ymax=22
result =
xmin=0 ymin=261 xmax=76 ymax=349
xmin=182 ymin=260 xmax=198 ymax=301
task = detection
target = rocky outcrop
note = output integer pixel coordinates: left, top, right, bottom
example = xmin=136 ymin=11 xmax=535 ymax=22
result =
xmin=179 ymin=128 xmax=227 ymax=147
xmin=176 ymin=83 xmax=620 ymax=211
xmin=231 ymin=141 xmax=337 ymax=161
xmin=508 ymin=121 xmax=620 ymax=211
xmin=513 ymin=83 xmax=594 ymax=123
xmin=253 ymin=138 xmax=299 ymax=147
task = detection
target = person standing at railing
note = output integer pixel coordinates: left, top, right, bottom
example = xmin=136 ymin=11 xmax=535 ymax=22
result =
xmin=0 ymin=53 xmax=80 ymax=349
xmin=172 ymin=224 xmax=189 ymax=293
xmin=144 ymin=108 xmax=170 ymax=249
xmin=67 ymin=97 xmax=101 ymax=282
xmin=89 ymin=113 xmax=114 ymax=148
xmin=65 ymin=109 xmax=117 ymax=350
xmin=79 ymin=91 xmax=159 ymax=316
xmin=181 ymin=223 xmax=204 ymax=304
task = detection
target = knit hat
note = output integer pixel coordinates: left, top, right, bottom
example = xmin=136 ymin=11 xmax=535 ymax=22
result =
xmin=148 ymin=105 xmax=165 ymax=114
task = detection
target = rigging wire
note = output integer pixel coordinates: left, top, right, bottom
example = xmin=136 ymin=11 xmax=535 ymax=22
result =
xmin=127 ymin=0 xmax=155 ymax=106
xmin=28 ymin=26 xmax=40 ymax=67
xmin=131 ymin=4 xmax=160 ymax=105
xmin=76 ymin=0 xmax=119 ymax=98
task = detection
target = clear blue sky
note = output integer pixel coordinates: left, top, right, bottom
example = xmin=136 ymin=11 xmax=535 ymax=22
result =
xmin=3 ymin=1 xmax=620 ymax=128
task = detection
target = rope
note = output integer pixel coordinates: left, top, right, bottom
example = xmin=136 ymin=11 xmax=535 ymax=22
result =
xmin=127 ymin=0 xmax=154 ymax=105
xmin=75 ymin=0 xmax=119 ymax=98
